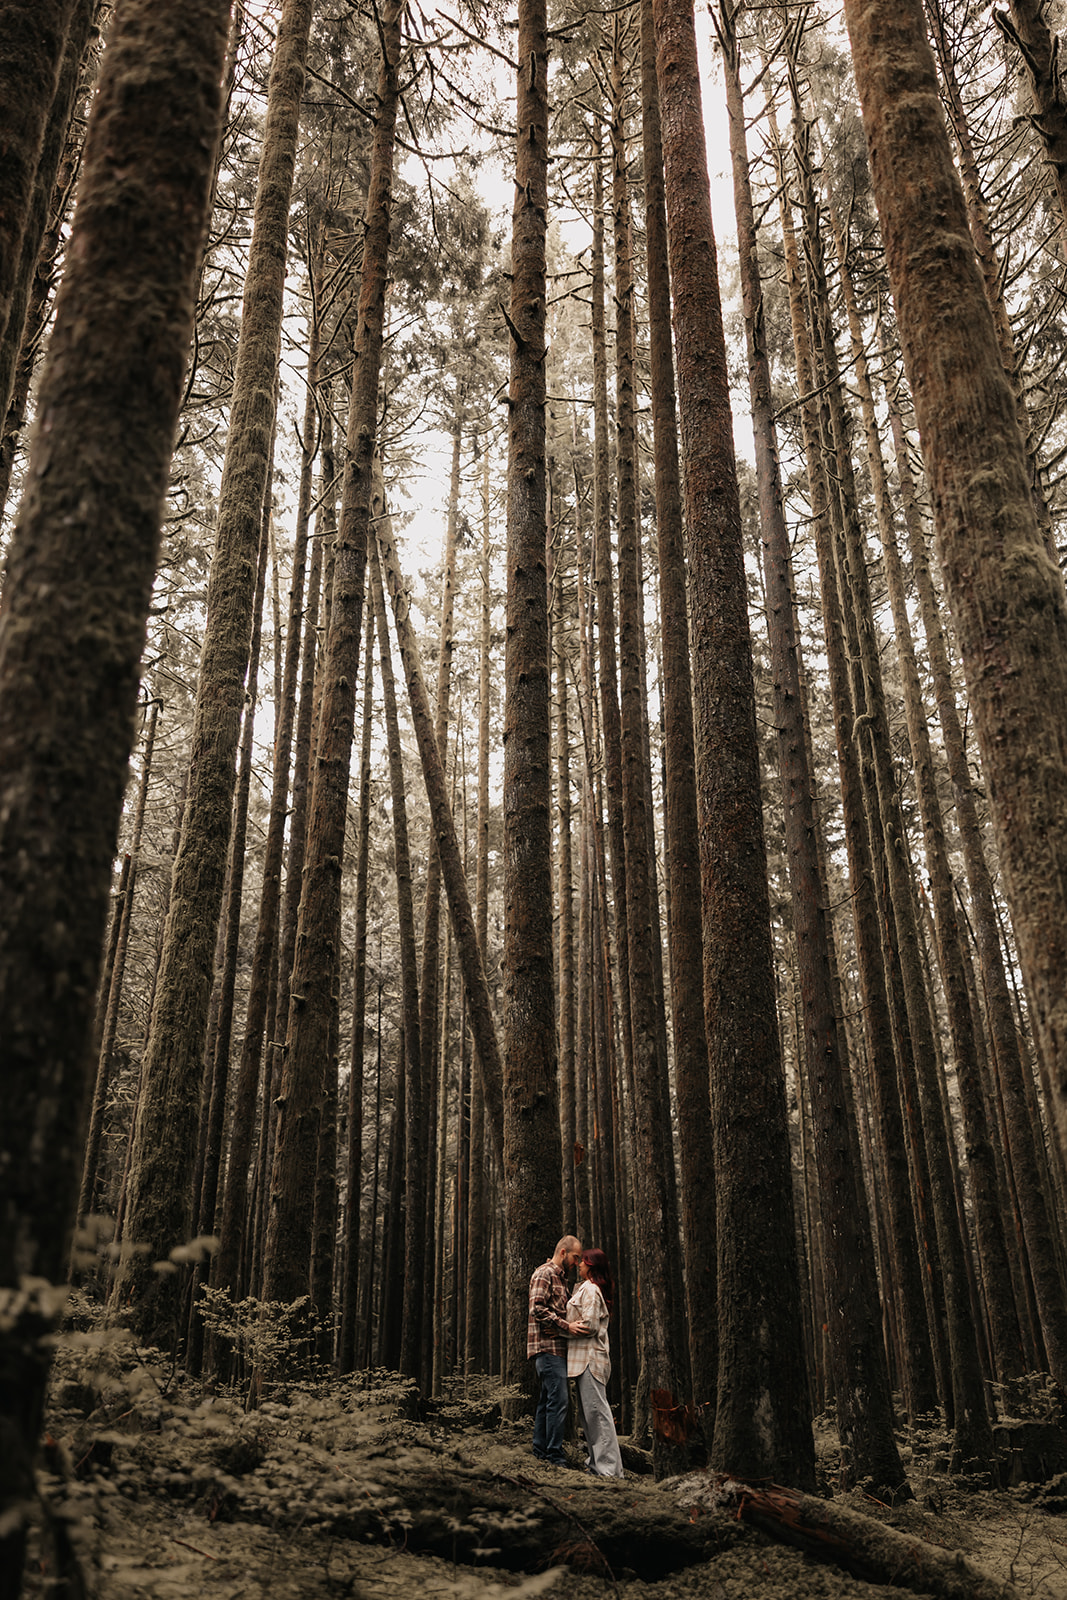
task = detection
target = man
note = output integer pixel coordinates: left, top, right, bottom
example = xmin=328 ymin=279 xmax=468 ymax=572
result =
xmin=527 ymin=1235 xmax=588 ymax=1465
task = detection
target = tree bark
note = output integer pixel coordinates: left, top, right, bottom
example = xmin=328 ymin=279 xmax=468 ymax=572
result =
xmin=652 ymin=0 xmax=814 ymax=1488
xmin=501 ymin=0 xmax=564 ymax=1396
xmin=0 ymin=0 xmax=231 ymax=1584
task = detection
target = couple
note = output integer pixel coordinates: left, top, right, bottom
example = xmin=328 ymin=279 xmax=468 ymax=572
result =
xmin=526 ymin=1234 xmax=624 ymax=1478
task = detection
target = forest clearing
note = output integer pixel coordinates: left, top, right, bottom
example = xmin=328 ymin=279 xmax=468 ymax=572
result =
xmin=7 ymin=0 xmax=1067 ymax=1597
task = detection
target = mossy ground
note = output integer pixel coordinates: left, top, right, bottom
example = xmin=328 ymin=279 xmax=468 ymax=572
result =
xmin=24 ymin=1343 xmax=1067 ymax=1600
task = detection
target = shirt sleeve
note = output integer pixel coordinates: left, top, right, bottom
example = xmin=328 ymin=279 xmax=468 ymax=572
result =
xmin=531 ymin=1267 xmax=571 ymax=1335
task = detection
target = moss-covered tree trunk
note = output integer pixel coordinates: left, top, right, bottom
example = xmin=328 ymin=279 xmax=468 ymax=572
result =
xmin=261 ymin=0 xmax=402 ymax=1311
xmin=0 ymin=0 xmax=231 ymax=1586
xmin=119 ymin=0 xmax=316 ymax=1346
xmin=842 ymin=0 xmax=1067 ymax=1302
xmin=652 ymin=0 xmax=813 ymax=1488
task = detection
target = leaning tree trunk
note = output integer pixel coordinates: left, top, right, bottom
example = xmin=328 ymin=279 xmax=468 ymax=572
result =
xmin=375 ymin=471 xmax=505 ymax=1169
xmin=261 ymin=0 xmax=402 ymax=1311
xmin=0 ymin=1 xmax=232 ymax=1589
xmin=840 ymin=0 xmax=1067 ymax=1186
xmin=119 ymin=0 xmax=316 ymax=1347
xmin=652 ymin=0 xmax=815 ymax=1489
xmin=78 ymin=699 xmax=159 ymax=1227
xmin=501 ymin=0 xmax=564 ymax=1399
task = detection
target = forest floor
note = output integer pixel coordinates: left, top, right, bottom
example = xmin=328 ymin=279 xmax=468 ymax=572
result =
xmin=26 ymin=1336 xmax=1067 ymax=1600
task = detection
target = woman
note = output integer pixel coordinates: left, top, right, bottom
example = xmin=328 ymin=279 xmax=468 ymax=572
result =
xmin=565 ymin=1248 xmax=624 ymax=1478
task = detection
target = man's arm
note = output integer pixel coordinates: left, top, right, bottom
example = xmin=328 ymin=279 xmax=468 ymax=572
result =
xmin=530 ymin=1266 xmax=587 ymax=1336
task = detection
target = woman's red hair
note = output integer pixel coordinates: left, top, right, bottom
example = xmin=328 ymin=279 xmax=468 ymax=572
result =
xmin=582 ymin=1248 xmax=614 ymax=1315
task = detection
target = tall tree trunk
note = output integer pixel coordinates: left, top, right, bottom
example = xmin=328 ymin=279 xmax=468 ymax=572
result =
xmin=0 ymin=0 xmax=231 ymax=1585
xmin=652 ymin=0 xmax=814 ymax=1489
xmin=261 ymin=0 xmax=402 ymax=1311
xmin=882 ymin=359 xmax=1067 ymax=1389
xmin=609 ymin=19 xmax=691 ymax=1475
xmin=767 ymin=93 xmax=941 ymax=1425
xmin=840 ymin=0 xmax=1067 ymax=1210
xmin=501 ymin=0 xmax=564 ymax=1397
xmin=78 ymin=700 xmax=159 ymax=1226
xmin=211 ymin=283 xmax=323 ymax=1318
xmin=120 ymin=0 xmax=315 ymax=1345
xmin=339 ymin=602 xmax=376 ymax=1373
xmin=830 ymin=210 xmax=1026 ymax=1387
xmin=375 ymin=476 xmax=505 ymax=1166
xmin=640 ymin=0 xmax=717 ymax=1430
xmin=718 ymin=0 xmax=906 ymax=1497
xmin=0 ymin=0 xmax=76 ymax=361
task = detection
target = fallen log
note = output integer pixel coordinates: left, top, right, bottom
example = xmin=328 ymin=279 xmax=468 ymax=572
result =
xmin=694 ymin=1475 xmax=1018 ymax=1600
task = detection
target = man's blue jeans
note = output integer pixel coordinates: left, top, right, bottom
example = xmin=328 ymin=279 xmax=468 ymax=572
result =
xmin=532 ymin=1352 xmax=569 ymax=1463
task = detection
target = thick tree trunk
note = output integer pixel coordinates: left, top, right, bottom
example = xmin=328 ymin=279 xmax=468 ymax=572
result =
xmin=261 ymin=0 xmax=401 ymax=1311
xmin=840 ymin=0 xmax=1067 ymax=1195
xmin=653 ymin=0 xmax=814 ymax=1489
xmin=0 ymin=0 xmax=231 ymax=1586
xmin=120 ymin=0 xmax=315 ymax=1345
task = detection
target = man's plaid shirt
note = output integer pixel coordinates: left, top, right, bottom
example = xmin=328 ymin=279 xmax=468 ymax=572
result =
xmin=527 ymin=1259 xmax=571 ymax=1358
